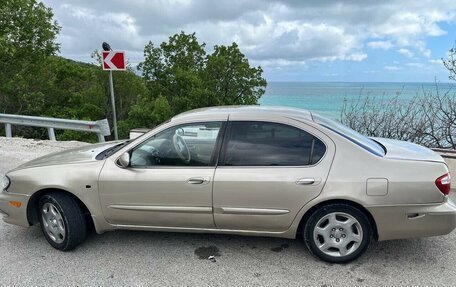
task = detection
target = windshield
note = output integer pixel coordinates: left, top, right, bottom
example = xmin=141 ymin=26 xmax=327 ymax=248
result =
xmin=312 ymin=114 xmax=385 ymax=157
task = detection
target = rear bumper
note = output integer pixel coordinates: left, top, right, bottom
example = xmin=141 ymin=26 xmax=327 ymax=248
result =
xmin=0 ymin=191 xmax=30 ymax=227
xmin=366 ymin=198 xmax=456 ymax=241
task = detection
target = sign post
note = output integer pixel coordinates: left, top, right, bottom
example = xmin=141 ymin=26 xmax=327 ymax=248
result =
xmin=108 ymin=70 xmax=118 ymax=140
xmin=102 ymin=43 xmax=126 ymax=140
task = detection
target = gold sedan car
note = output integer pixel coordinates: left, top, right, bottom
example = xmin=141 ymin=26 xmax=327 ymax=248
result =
xmin=1 ymin=106 xmax=456 ymax=263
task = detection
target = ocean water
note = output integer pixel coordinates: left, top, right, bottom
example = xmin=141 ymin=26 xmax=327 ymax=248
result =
xmin=259 ymin=82 xmax=454 ymax=119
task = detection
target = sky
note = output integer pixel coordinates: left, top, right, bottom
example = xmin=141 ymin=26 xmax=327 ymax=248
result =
xmin=41 ymin=0 xmax=456 ymax=82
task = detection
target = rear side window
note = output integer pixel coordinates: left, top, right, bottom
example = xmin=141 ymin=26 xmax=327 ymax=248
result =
xmin=223 ymin=121 xmax=326 ymax=166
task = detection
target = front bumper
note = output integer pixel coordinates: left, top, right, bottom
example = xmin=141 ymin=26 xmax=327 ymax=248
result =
xmin=0 ymin=190 xmax=30 ymax=227
xmin=367 ymin=198 xmax=456 ymax=241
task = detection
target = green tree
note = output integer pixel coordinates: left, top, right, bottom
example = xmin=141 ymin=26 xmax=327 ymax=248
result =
xmin=0 ymin=0 xmax=60 ymax=114
xmin=128 ymin=95 xmax=172 ymax=128
xmin=204 ymin=43 xmax=266 ymax=105
xmin=135 ymin=32 xmax=267 ymax=129
xmin=0 ymin=1 xmax=266 ymax=142
xmin=139 ymin=32 xmax=207 ymax=115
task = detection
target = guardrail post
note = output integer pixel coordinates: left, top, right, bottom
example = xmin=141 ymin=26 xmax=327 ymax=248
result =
xmin=97 ymin=133 xmax=105 ymax=143
xmin=5 ymin=123 xmax=12 ymax=138
xmin=47 ymin=127 xmax=56 ymax=141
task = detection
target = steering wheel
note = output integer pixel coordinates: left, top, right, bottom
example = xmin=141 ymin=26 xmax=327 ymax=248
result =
xmin=172 ymin=134 xmax=191 ymax=163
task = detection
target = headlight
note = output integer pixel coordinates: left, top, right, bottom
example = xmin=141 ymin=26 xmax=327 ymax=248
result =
xmin=1 ymin=175 xmax=10 ymax=191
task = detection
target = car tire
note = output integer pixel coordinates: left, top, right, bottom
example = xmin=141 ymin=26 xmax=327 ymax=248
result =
xmin=38 ymin=192 xmax=87 ymax=251
xmin=303 ymin=203 xmax=372 ymax=263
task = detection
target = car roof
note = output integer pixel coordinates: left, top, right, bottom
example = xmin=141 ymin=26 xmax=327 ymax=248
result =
xmin=172 ymin=106 xmax=314 ymax=122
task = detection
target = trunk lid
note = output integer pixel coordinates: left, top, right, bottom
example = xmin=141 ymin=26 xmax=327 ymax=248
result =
xmin=372 ymin=137 xmax=445 ymax=163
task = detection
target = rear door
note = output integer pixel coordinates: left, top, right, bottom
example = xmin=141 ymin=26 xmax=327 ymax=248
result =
xmin=213 ymin=118 xmax=335 ymax=232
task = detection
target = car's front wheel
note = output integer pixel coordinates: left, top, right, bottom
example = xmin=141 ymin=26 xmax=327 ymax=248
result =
xmin=38 ymin=192 xmax=87 ymax=251
xmin=303 ymin=203 xmax=372 ymax=263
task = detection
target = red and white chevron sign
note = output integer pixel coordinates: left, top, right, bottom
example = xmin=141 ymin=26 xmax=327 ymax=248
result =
xmin=102 ymin=51 xmax=126 ymax=71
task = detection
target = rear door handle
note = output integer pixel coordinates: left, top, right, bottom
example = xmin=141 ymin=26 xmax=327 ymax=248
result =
xmin=296 ymin=178 xmax=319 ymax=185
xmin=187 ymin=177 xmax=210 ymax=185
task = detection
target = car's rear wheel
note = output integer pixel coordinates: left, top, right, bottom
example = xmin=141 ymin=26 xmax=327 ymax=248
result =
xmin=38 ymin=193 xmax=87 ymax=251
xmin=303 ymin=203 xmax=372 ymax=263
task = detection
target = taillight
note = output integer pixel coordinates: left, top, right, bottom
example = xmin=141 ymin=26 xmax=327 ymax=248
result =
xmin=435 ymin=173 xmax=451 ymax=196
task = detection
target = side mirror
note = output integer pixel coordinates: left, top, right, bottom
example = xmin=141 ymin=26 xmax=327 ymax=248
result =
xmin=118 ymin=152 xmax=130 ymax=168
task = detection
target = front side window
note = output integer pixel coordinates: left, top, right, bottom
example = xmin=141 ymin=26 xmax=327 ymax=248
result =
xmin=223 ymin=121 xmax=326 ymax=166
xmin=130 ymin=122 xmax=222 ymax=167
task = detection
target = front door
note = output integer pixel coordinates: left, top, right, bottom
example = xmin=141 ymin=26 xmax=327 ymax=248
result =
xmin=213 ymin=120 xmax=335 ymax=232
xmin=98 ymin=121 xmax=224 ymax=228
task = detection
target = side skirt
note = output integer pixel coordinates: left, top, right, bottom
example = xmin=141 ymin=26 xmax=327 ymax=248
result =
xmin=109 ymin=223 xmax=297 ymax=239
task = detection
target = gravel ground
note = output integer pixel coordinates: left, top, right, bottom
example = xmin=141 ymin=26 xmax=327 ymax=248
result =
xmin=1 ymin=137 xmax=456 ymax=287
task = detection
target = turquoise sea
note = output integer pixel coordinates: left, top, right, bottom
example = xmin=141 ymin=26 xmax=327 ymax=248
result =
xmin=259 ymin=82 xmax=454 ymax=119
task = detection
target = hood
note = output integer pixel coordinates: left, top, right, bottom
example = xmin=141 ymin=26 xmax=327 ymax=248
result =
xmin=14 ymin=141 xmax=123 ymax=170
xmin=372 ymin=137 xmax=445 ymax=163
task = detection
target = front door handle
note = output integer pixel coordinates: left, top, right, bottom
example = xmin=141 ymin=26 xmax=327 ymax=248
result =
xmin=296 ymin=178 xmax=317 ymax=185
xmin=187 ymin=177 xmax=210 ymax=185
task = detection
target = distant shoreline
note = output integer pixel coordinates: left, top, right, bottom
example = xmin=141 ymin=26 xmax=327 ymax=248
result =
xmin=260 ymin=82 xmax=455 ymax=119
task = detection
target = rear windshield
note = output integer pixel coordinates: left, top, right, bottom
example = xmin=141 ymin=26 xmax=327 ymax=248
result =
xmin=312 ymin=114 xmax=385 ymax=157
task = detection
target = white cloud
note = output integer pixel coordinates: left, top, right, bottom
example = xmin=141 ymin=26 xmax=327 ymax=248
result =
xmin=397 ymin=48 xmax=414 ymax=58
xmin=384 ymin=65 xmax=401 ymax=71
xmin=345 ymin=53 xmax=368 ymax=61
xmin=406 ymin=62 xmax=424 ymax=68
xmin=41 ymin=0 xmax=456 ymax=70
xmin=251 ymin=59 xmax=308 ymax=68
xmin=429 ymin=59 xmax=443 ymax=65
xmin=367 ymin=41 xmax=392 ymax=50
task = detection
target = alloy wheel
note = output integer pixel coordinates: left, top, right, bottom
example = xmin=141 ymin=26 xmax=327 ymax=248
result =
xmin=41 ymin=202 xmax=66 ymax=244
xmin=312 ymin=212 xmax=363 ymax=257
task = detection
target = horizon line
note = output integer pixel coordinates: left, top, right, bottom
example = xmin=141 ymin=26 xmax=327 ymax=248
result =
xmin=266 ymin=81 xmax=454 ymax=84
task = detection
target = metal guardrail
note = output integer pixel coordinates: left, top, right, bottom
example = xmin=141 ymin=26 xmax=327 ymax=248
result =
xmin=0 ymin=114 xmax=111 ymax=142
xmin=432 ymin=148 xmax=456 ymax=159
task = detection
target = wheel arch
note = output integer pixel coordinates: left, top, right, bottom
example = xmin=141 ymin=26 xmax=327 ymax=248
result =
xmin=27 ymin=188 xmax=93 ymax=228
xmin=297 ymin=199 xmax=379 ymax=240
